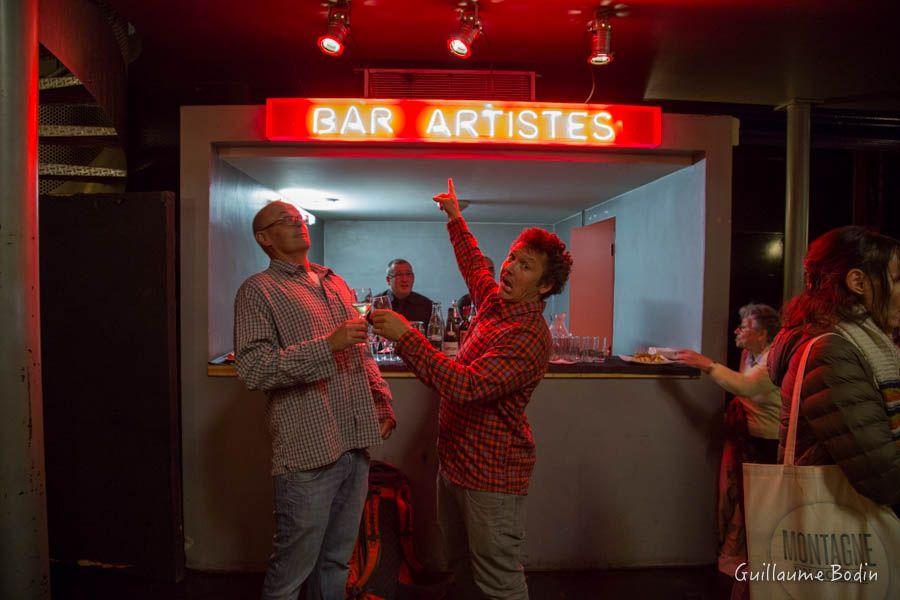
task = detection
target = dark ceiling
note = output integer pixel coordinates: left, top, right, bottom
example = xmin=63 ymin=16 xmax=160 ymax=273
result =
xmin=109 ymin=0 xmax=900 ymax=108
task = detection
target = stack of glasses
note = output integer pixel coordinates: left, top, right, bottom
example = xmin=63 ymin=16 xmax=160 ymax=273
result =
xmin=369 ymin=334 xmax=401 ymax=364
xmin=550 ymin=335 xmax=610 ymax=364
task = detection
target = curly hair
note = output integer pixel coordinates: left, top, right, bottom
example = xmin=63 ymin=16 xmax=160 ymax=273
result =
xmin=782 ymin=225 xmax=900 ymax=333
xmin=513 ymin=227 xmax=573 ymax=299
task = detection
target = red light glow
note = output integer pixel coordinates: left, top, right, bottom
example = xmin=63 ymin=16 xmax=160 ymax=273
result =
xmin=318 ymin=34 xmax=344 ymax=56
xmin=448 ymin=37 xmax=471 ymax=58
xmin=448 ymin=20 xmax=480 ymax=59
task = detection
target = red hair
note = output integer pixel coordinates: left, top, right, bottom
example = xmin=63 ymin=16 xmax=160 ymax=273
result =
xmin=782 ymin=226 xmax=900 ymax=333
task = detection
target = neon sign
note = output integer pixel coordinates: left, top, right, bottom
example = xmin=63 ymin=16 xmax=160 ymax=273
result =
xmin=266 ymin=98 xmax=661 ymax=148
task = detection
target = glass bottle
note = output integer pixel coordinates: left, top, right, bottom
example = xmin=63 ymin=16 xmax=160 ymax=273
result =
xmin=459 ymin=304 xmax=472 ymax=347
xmin=442 ymin=301 xmax=460 ymax=358
xmin=427 ymin=302 xmax=444 ymax=351
xmin=549 ymin=313 xmax=570 ymax=339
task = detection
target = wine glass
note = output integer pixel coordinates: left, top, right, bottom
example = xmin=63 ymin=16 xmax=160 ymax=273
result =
xmin=368 ymin=296 xmax=396 ymax=361
xmin=351 ymin=287 xmax=372 ymax=319
xmin=589 ymin=336 xmax=601 ymax=363
xmin=371 ymin=295 xmax=392 ymax=311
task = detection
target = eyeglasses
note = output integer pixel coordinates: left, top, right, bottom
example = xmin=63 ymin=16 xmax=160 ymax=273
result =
xmin=256 ymin=214 xmax=307 ymax=232
xmin=389 ymin=272 xmax=415 ymax=280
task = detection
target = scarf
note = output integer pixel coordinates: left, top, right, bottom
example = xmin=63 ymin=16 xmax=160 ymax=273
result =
xmin=834 ymin=317 xmax=900 ymax=447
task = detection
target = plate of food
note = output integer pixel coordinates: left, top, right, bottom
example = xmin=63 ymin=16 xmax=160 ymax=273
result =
xmin=648 ymin=346 xmax=679 ymax=360
xmin=619 ymin=352 xmax=675 ymax=365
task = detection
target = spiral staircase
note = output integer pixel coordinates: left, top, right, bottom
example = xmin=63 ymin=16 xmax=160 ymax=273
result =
xmin=38 ymin=0 xmax=138 ymax=195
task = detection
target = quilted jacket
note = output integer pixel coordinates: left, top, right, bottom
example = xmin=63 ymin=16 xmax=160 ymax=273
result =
xmin=768 ymin=326 xmax=900 ymax=511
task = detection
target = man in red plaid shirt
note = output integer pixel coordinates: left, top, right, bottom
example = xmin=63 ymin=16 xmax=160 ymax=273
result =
xmin=373 ymin=179 xmax=572 ymax=600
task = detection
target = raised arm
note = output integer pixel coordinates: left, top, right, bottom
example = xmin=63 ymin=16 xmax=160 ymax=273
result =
xmin=433 ymin=178 xmax=496 ymax=307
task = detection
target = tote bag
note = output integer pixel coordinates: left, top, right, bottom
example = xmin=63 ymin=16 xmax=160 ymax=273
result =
xmin=743 ymin=334 xmax=900 ymax=599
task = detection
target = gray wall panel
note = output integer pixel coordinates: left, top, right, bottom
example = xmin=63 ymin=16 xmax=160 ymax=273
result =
xmin=370 ymin=375 xmax=723 ymax=569
xmin=584 ymin=162 xmax=706 ymax=355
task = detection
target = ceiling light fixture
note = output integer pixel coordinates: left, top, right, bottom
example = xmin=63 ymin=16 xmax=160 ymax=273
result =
xmin=587 ymin=3 xmax=628 ymax=66
xmin=318 ymin=0 xmax=351 ymax=57
xmin=448 ymin=0 xmax=482 ymax=59
xmin=278 ymin=188 xmax=341 ymax=215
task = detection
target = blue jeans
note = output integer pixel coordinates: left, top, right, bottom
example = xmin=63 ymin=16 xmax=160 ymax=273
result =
xmin=262 ymin=450 xmax=369 ymax=600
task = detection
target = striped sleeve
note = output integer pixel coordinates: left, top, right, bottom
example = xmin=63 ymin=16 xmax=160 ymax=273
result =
xmin=397 ymin=326 xmax=547 ymax=404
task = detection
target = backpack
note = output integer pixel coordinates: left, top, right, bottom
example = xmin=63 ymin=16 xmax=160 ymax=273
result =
xmin=346 ymin=461 xmax=450 ymax=600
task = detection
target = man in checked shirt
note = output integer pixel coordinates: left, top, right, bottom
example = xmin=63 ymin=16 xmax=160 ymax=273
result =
xmin=234 ymin=200 xmax=395 ymax=600
xmin=372 ymin=179 xmax=572 ymax=600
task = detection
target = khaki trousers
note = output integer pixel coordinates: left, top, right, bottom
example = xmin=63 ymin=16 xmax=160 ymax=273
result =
xmin=437 ymin=474 xmax=528 ymax=600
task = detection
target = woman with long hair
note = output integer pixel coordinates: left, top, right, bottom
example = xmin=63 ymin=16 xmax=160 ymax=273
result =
xmin=767 ymin=226 xmax=900 ymax=515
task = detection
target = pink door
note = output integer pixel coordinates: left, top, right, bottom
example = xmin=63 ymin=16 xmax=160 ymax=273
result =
xmin=569 ymin=218 xmax=615 ymax=346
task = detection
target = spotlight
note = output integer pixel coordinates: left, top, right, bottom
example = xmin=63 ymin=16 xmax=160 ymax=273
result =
xmin=587 ymin=4 xmax=627 ymax=66
xmin=448 ymin=1 xmax=482 ymax=59
xmin=588 ymin=17 xmax=612 ymax=65
xmin=318 ymin=0 xmax=351 ymax=57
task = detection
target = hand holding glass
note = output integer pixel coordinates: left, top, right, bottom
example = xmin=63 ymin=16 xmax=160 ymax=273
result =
xmin=371 ymin=295 xmax=392 ymax=311
xmin=352 ymin=287 xmax=372 ymax=318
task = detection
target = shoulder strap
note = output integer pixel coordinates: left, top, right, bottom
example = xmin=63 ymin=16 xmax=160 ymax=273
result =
xmin=784 ymin=333 xmax=835 ymax=465
xmin=394 ymin=482 xmax=423 ymax=573
xmin=350 ymin=492 xmax=383 ymax=592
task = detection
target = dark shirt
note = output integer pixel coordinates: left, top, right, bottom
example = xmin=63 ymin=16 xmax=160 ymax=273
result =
xmin=458 ymin=293 xmax=473 ymax=316
xmin=378 ymin=289 xmax=434 ymax=325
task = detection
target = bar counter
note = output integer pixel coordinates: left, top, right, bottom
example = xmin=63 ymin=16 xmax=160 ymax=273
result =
xmin=207 ymin=356 xmax=700 ymax=379
xmin=203 ymin=353 xmax=713 ymax=570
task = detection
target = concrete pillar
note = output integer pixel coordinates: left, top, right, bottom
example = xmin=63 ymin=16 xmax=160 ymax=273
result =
xmin=0 ymin=0 xmax=50 ymax=597
xmin=783 ymin=101 xmax=811 ymax=302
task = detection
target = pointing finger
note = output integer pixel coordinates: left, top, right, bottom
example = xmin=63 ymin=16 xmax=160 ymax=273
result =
xmin=447 ymin=178 xmax=456 ymax=197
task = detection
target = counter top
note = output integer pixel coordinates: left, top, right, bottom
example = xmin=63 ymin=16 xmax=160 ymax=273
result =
xmin=208 ymin=356 xmax=699 ymax=380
